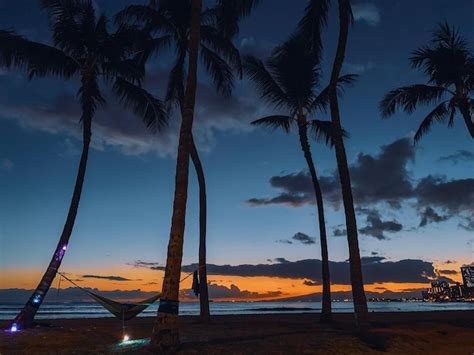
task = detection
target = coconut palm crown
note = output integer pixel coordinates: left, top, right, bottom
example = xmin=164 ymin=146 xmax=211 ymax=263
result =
xmin=380 ymin=23 xmax=474 ymax=142
xmin=0 ymin=0 xmax=168 ymax=328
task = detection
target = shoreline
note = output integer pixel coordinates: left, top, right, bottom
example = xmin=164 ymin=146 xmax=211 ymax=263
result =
xmin=2 ymin=311 xmax=473 ymax=354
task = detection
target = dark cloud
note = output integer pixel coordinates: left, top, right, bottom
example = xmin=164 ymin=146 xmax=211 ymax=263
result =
xmin=247 ymin=137 xmax=473 ymax=232
xmin=180 ymin=283 xmax=281 ymax=300
xmin=274 ymin=258 xmax=290 ymax=263
xmin=419 ymin=207 xmax=449 ymax=227
xmin=371 ymin=251 xmax=379 ymax=256
xmin=247 ymin=138 xmax=415 ymax=209
xmin=303 ymin=280 xmax=321 ymax=287
xmin=151 ymin=257 xmax=445 ymax=285
xmin=349 ymin=138 xmax=415 ymax=208
xmin=81 ymin=274 xmax=136 ymax=282
xmin=414 ymin=176 xmax=474 ymax=215
xmin=277 ymin=232 xmax=316 ymax=245
xmin=358 ymin=209 xmax=403 ymax=240
xmin=437 ymin=150 xmax=474 ymax=165
xmin=333 ymin=227 xmax=347 ymax=237
xmin=291 ymin=232 xmax=316 ymax=245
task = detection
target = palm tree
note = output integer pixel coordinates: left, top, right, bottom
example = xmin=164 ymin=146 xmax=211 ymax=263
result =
xmin=244 ymin=34 xmax=354 ymax=323
xmin=117 ymin=1 xmax=259 ymax=349
xmin=297 ymin=0 xmax=369 ymax=329
xmin=381 ymin=23 xmax=474 ymax=142
xmin=116 ymin=0 xmax=244 ymax=324
xmin=0 ymin=0 xmax=167 ymax=329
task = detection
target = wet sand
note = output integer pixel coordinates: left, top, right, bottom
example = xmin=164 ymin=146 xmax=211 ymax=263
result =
xmin=1 ymin=311 xmax=473 ymax=354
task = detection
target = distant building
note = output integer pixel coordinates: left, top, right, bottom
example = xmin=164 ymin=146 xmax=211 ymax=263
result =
xmin=422 ymin=266 xmax=474 ymax=302
xmin=461 ymin=266 xmax=474 ymax=288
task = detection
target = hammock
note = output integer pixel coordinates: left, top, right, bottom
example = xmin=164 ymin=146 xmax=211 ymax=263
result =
xmin=57 ymin=272 xmax=160 ymax=321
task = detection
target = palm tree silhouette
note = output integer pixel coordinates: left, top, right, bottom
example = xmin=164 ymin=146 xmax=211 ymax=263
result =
xmin=381 ymin=23 xmax=474 ymax=142
xmin=297 ymin=0 xmax=369 ymax=329
xmin=0 ymin=0 xmax=167 ymax=329
xmin=118 ymin=0 xmax=260 ymax=350
xmin=244 ymin=34 xmax=354 ymax=323
xmin=116 ymin=0 xmax=245 ymax=325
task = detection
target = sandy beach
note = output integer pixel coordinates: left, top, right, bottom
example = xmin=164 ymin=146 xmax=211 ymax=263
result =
xmin=1 ymin=311 xmax=473 ymax=354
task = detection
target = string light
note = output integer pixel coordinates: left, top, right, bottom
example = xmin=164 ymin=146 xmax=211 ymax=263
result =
xmin=10 ymin=323 xmax=18 ymax=332
xmin=123 ymin=334 xmax=130 ymax=342
xmin=62 ymin=245 xmax=67 ymax=251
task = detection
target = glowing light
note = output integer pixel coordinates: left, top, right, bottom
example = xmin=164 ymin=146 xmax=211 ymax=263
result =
xmin=62 ymin=245 xmax=67 ymax=251
xmin=123 ymin=334 xmax=130 ymax=342
xmin=33 ymin=295 xmax=41 ymax=304
xmin=10 ymin=323 xmax=18 ymax=332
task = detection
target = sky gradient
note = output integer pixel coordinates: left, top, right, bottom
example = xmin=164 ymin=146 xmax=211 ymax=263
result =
xmin=0 ymin=0 xmax=473 ymax=301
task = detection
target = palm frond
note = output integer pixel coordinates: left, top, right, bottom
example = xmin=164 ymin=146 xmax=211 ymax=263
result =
xmin=296 ymin=0 xmax=330 ymax=57
xmin=200 ymin=25 xmax=242 ymax=77
xmin=308 ymin=74 xmax=358 ymax=114
xmin=413 ymin=100 xmax=450 ymax=143
xmin=0 ymin=30 xmax=79 ymax=78
xmin=213 ymin=0 xmax=262 ymax=37
xmin=40 ymin=0 xmax=88 ymax=57
xmin=269 ymin=34 xmax=320 ymax=109
xmin=243 ymin=55 xmax=287 ymax=108
xmin=380 ymin=84 xmax=447 ymax=117
xmin=310 ymin=119 xmax=349 ymax=147
xmin=251 ymin=115 xmax=293 ymax=133
xmin=200 ymin=45 xmax=234 ymax=98
xmin=165 ymin=49 xmax=187 ymax=109
xmin=113 ymin=77 xmax=168 ymax=133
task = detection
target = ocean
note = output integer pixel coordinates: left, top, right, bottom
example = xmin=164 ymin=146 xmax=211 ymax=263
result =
xmin=1 ymin=301 xmax=474 ymax=320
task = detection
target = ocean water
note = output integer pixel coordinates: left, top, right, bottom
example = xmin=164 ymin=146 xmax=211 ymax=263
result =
xmin=1 ymin=301 xmax=474 ymax=320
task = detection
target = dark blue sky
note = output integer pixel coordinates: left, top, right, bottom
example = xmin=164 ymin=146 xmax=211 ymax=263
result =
xmin=0 ymin=0 xmax=473 ymax=292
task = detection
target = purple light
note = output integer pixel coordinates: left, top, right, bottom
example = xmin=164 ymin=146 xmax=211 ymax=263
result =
xmin=62 ymin=245 xmax=67 ymax=251
xmin=10 ymin=323 xmax=18 ymax=332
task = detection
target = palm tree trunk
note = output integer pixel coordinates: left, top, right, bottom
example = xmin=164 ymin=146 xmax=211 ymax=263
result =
xmin=297 ymin=113 xmax=332 ymax=323
xmin=12 ymin=118 xmax=92 ymax=329
xmin=328 ymin=0 xmax=368 ymax=331
xmin=189 ymin=136 xmax=210 ymax=322
xmin=152 ymin=0 xmax=202 ymax=350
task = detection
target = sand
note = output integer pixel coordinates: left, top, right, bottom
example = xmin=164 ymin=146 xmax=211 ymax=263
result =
xmin=1 ymin=311 xmax=473 ymax=354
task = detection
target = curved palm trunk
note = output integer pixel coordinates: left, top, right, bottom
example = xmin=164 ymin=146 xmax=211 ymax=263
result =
xmin=152 ymin=0 xmax=202 ymax=350
xmin=12 ymin=118 xmax=91 ymax=329
xmin=329 ymin=0 xmax=368 ymax=330
xmin=297 ymin=115 xmax=332 ymax=323
xmin=190 ymin=137 xmax=210 ymax=322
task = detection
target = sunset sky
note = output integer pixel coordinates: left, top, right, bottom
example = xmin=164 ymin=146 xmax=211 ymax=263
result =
xmin=0 ymin=0 xmax=473 ymax=302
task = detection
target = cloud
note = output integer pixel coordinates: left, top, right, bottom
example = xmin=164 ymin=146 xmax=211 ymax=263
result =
xmin=274 ymin=258 xmax=290 ymax=263
xmin=358 ymin=209 xmax=403 ymax=240
xmin=333 ymin=227 xmax=347 ymax=237
xmin=437 ymin=150 xmax=474 ymax=165
xmin=247 ymin=138 xmax=415 ymax=210
xmin=0 ymin=158 xmax=13 ymax=172
xmin=419 ymin=207 xmax=449 ymax=227
xmin=150 ymin=257 xmax=446 ymax=285
xmin=302 ymin=280 xmax=321 ymax=287
xmin=277 ymin=232 xmax=316 ymax=245
xmin=81 ymin=274 xmax=137 ymax=282
xmin=180 ymin=283 xmax=281 ymax=300
xmin=344 ymin=61 xmax=375 ymax=74
xmin=352 ymin=3 xmax=381 ymax=26
xmin=459 ymin=216 xmax=474 ymax=231
xmin=0 ymin=71 xmax=260 ymax=157
xmin=291 ymin=232 xmax=316 ymax=245
xmin=414 ymin=175 xmax=474 ymax=215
